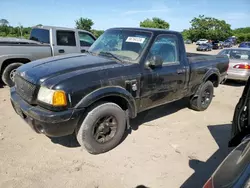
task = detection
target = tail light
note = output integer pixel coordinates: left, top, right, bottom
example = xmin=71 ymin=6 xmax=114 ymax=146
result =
xmin=233 ymin=64 xmax=250 ymax=69
xmin=203 ymin=178 xmax=214 ymax=188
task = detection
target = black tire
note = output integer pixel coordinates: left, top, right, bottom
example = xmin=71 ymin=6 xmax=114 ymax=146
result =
xmin=2 ymin=63 xmax=23 ymax=87
xmin=189 ymin=81 xmax=214 ymax=111
xmin=76 ymin=102 xmax=126 ymax=154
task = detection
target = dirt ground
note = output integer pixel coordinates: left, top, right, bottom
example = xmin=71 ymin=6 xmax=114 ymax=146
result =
xmin=0 ymin=45 xmax=245 ymax=188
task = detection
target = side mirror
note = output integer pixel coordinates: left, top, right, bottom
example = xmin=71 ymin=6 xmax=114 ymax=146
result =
xmin=146 ymin=55 xmax=163 ymax=69
xmin=81 ymin=49 xmax=87 ymax=53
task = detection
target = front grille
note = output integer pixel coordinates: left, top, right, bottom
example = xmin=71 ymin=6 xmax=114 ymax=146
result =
xmin=15 ymin=75 xmax=37 ymax=103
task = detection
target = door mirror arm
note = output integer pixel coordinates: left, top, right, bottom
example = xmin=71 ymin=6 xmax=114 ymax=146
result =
xmin=145 ymin=55 xmax=163 ymax=69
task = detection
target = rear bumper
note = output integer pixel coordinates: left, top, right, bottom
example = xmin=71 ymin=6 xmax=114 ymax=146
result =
xmin=10 ymin=87 xmax=84 ymax=137
xmin=227 ymin=71 xmax=250 ymax=81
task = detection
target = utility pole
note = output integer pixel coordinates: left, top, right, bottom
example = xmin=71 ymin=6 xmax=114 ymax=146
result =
xmin=18 ymin=22 xmax=23 ymax=38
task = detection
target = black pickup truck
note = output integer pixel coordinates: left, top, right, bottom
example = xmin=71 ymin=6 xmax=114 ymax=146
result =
xmin=10 ymin=27 xmax=229 ymax=154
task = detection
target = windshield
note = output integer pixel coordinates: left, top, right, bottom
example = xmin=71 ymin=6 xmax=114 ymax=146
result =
xmin=220 ymin=49 xmax=250 ymax=60
xmin=88 ymin=29 xmax=152 ymax=62
xmin=230 ymin=50 xmax=250 ymax=60
xmin=200 ymin=44 xmax=208 ymax=46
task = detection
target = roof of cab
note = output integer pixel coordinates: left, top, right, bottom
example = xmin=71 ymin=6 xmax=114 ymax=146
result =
xmin=32 ymin=25 xmax=94 ymax=35
xmin=107 ymin=27 xmax=181 ymax=35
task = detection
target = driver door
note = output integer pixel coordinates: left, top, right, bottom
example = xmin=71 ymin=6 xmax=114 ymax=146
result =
xmin=140 ymin=34 xmax=188 ymax=111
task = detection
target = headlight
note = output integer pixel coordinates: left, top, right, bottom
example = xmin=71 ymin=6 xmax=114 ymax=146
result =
xmin=37 ymin=87 xmax=67 ymax=106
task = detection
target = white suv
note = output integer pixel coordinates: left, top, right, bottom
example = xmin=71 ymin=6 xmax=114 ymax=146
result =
xmin=196 ymin=39 xmax=208 ymax=45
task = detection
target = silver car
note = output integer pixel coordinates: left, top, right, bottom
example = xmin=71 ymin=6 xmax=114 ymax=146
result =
xmin=218 ymin=48 xmax=250 ymax=81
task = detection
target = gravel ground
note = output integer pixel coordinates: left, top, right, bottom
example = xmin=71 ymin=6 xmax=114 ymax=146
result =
xmin=0 ymin=45 xmax=244 ymax=188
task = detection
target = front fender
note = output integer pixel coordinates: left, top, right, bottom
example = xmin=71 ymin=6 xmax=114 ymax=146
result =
xmin=75 ymin=86 xmax=137 ymax=118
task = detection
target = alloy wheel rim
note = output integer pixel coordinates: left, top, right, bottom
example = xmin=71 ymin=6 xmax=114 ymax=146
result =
xmin=93 ymin=115 xmax=118 ymax=143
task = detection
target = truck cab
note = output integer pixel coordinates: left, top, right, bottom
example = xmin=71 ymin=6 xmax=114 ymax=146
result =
xmin=0 ymin=26 xmax=96 ymax=86
xmin=29 ymin=26 xmax=96 ymax=55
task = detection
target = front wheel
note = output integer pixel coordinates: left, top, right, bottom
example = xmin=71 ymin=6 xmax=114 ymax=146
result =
xmin=189 ymin=81 xmax=214 ymax=111
xmin=76 ymin=102 xmax=126 ymax=154
xmin=2 ymin=63 xmax=23 ymax=87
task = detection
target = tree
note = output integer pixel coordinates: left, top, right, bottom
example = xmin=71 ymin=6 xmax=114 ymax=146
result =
xmin=75 ymin=18 xmax=94 ymax=31
xmin=181 ymin=29 xmax=191 ymax=40
xmin=140 ymin=17 xmax=170 ymax=29
xmin=91 ymin=29 xmax=104 ymax=38
xmin=187 ymin=15 xmax=232 ymax=41
xmin=0 ymin=19 xmax=9 ymax=26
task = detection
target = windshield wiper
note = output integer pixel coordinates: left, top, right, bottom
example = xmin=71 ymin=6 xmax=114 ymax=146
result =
xmin=98 ymin=51 xmax=123 ymax=62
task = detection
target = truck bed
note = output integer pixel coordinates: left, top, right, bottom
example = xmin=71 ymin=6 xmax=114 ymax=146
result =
xmin=187 ymin=52 xmax=227 ymax=64
xmin=0 ymin=37 xmax=43 ymax=45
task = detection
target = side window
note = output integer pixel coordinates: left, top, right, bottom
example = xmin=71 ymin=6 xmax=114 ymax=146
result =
xmin=29 ymin=29 xmax=50 ymax=44
xmin=78 ymin=32 xmax=95 ymax=47
xmin=56 ymin=30 xmax=76 ymax=46
xmin=148 ymin=35 xmax=179 ymax=65
xmin=219 ymin=50 xmax=230 ymax=56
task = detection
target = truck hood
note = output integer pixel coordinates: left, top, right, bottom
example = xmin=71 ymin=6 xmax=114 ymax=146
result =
xmin=16 ymin=53 xmax=125 ymax=86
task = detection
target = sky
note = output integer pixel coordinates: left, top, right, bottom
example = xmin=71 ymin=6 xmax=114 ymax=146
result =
xmin=1 ymin=0 xmax=250 ymax=31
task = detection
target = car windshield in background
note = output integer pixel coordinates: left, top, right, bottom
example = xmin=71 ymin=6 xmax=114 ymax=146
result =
xmin=220 ymin=49 xmax=250 ymax=60
xmin=200 ymin=44 xmax=208 ymax=46
xmin=88 ymin=29 xmax=152 ymax=62
xmin=230 ymin=50 xmax=250 ymax=60
xmin=29 ymin=28 xmax=50 ymax=44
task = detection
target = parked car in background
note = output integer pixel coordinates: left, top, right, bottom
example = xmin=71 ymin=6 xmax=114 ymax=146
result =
xmin=196 ymin=39 xmax=208 ymax=45
xmin=218 ymin=48 xmax=250 ymax=81
xmin=239 ymin=42 xmax=250 ymax=48
xmin=0 ymin=26 xmax=96 ymax=86
xmin=10 ymin=27 xmax=229 ymax=154
xmin=227 ymin=36 xmax=237 ymax=45
xmin=223 ymin=40 xmax=233 ymax=48
xmin=212 ymin=40 xmax=224 ymax=50
xmin=184 ymin=39 xmax=192 ymax=44
xmin=197 ymin=43 xmax=212 ymax=51
xmin=203 ymin=77 xmax=250 ymax=188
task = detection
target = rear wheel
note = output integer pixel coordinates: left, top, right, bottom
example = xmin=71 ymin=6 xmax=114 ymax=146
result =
xmin=189 ymin=81 xmax=214 ymax=111
xmin=2 ymin=63 xmax=23 ymax=87
xmin=76 ymin=102 xmax=126 ymax=154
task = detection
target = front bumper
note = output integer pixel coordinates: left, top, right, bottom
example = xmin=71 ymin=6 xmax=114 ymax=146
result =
xmin=10 ymin=87 xmax=84 ymax=137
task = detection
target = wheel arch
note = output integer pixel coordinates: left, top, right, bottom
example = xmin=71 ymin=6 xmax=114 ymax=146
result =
xmin=203 ymin=69 xmax=220 ymax=87
xmin=75 ymin=86 xmax=137 ymax=118
xmin=0 ymin=58 xmax=31 ymax=73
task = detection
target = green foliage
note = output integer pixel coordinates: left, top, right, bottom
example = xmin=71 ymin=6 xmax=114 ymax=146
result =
xmin=233 ymin=27 xmax=250 ymax=35
xmin=0 ymin=24 xmax=32 ymax=38
xmin=233 ymin=27 xmax=250 ymax=43
xmin=181 ymin=29 xmax=191 ymax=40
xmin=186 ymin=15 xmax=232 ymax=41
xmin=75 ymin=17 xmax=94 ymax=32
xmin=91 ymin=29 xmax=104 ymax=38
xmin=235 ymin=33 xmax=250 ymax=43
xmin=140 ymin=17 xmax=170 ymax=29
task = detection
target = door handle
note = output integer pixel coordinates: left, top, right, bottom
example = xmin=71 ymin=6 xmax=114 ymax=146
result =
xmin=177 ymin=69 xmax=185 ymax=74
xmin=58 ymin=49 xmax=65 ymax=53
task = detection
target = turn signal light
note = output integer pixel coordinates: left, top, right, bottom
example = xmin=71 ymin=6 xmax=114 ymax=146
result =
xmin=233 ymin=64 xmax=250 ymax=69
xmin=52 ymin=91 xmax=67 ymax=106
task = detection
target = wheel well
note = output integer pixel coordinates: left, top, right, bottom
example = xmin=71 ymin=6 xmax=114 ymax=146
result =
xmin=96 ymin=96 xmax=128 ymax=110
xmin=206 ymin=74 xmax=219 ymax=87
xmin=1 ymin=58 xmax=30 ymax=73
xmin=91 ymin=96 xmax=134 ymax=117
